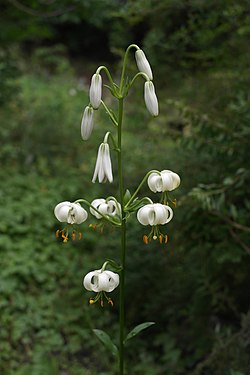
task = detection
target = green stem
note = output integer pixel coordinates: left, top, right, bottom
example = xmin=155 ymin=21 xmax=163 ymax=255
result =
xmin=119 ymin=43 xmax=140 ymax=95
xmin=117 ymin=98 xmax=126 ymax=375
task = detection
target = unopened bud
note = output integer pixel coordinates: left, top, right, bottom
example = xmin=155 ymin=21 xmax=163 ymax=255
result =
xmin=144 ymin=81 xmax=159 ymax=117
xmin=89 ymin=73 xmax=102 ymax=109
xmin=135 ymin=49 xmax=153 ymax=80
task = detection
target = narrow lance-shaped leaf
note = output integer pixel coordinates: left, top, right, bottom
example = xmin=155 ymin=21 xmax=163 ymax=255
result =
xmin=93 ymin=329 xmax=119 ymax=358
xmin=124 ymin=322 xmax=155 ymax=344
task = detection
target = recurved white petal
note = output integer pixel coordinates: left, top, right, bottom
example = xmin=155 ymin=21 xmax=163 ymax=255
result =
xmin=161 ymin=170 xmax=181 ymax=191
xmin=148 ymin=173 xmax=162 ymax=193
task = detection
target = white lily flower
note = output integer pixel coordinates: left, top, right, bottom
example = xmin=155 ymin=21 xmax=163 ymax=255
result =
xmin=92 ymin=143 xmax=113 ymax=183
xmin=148 ymin=170 xmax=181 ymax=193
xmin=137 ymin=203 xmax=173 ymax=226
xmin=135 ymin=49 xmax=153 ymax=80
xmin=89 ymin=73 xmax=102 ymax=109
xmin=81 ymin=106 xmax=94 ymax=140
xmin=83 ymin=269 xmax=119 ymax=293
xmin=54 ymin=201 xmax=88 ymax=224
xmin=90 ymin=198 xmax=121 ymax=219
xmin=144 ymin=81 xmax=159 ymax=117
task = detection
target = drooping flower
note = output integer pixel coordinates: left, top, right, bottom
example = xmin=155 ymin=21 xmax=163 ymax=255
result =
xmin=148 ymin=170 xmax=181 ymax=193
xmin=83 ymin=269 xmax=119 ymax=306
xmin=144 ymin=81 xmax=159 ymax=117
xmin=90 ymin=198 xmax=121 ymax=219
xmin=135 ymin=49 xmax=153 ymax=80
xmin=54 ymin=201 xmax=88 ymax=224
xmin=92 ymin=143 xmax=113 ymax=183
xmin=137 ymin=203 xmax=173 ymax=226
xmin=89 ymin=73 xmax=102 ymax=109
xmin=81 ymin=106 xmax=94 ymax=140
xmin=137 ymin=203 xmax=173 ymax=244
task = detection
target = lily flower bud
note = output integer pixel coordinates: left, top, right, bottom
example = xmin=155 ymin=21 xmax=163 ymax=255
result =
xmin=137 ymin=203 xmax=173 ymax=226
xmin=81 ymin=106 xmax=94 ymax=140
xmin=90 ymin=198 xmax=121 ymax=219
xmin=89 ymin=73 xmax=102 ymax=109
xmin=148 ymin=170 xmax=181 ymax=193
xmin=83 ymin=269 xmax=119 ymax=293
xmin=135 ymin=49 xmax=153 ymax=80
xmin=144 ymin=81 xmax=159 ymax=117
xmin=54 ymin=201 xmax=88 ymax=224
xmin=92 ymin=142 xmax=113 ymax=183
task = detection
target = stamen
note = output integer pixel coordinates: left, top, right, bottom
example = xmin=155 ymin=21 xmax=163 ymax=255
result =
xmin=55 ymin=229 xmax=60 ymax=238
xmin=71 ymin=230 xmax=76 ymax=240
xmin=108 ymin=298 xmax=114 ymax=307
xmin=143 ymin=235 xmax=149 ymax=244
xmin=165 ymin=235 xmax=168 ymax=244
xmin=159 ymin=235 xmax=163 ymax=244
xmin=61 ymin=231 xmax=68 ymax=243
xmin=78 ymin=232 xmax=82 ymax=240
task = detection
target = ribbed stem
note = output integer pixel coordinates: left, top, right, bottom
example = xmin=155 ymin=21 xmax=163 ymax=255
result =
xmin=117 ymin=98 xmax=126 ymax=375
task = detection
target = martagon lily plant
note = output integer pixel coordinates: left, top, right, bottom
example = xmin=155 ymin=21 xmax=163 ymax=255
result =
xmin=54 ymin=44 xmax=181 ymax=374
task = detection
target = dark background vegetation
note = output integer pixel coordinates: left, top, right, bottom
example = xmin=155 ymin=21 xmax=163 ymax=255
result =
xmin=0 ymin=0 xmax=250 ymax=374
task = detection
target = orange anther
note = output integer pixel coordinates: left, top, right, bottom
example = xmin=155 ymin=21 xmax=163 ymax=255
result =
xmin=78 ymin=232 xmax=82 ymax=240
xmin=71 ymin=230 xmax=76 ymax=241
xmin=61 ymin=231 xmax=68 ymax=243
xmin=165 ymin=235 xmax=168 ymax=244
xmin=55 ymin=229 xmax=60 ymax=238
xmin=108 ymin=298 xmax=114 ymax=307
xmin=159 ymin=235 xmax=163 ymax=244
xmin=143 ymin=235 xmax=148 ymax=245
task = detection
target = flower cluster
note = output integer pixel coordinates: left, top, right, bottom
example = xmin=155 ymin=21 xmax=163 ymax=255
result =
xmin=54 ymin=45 xmax=181 ymax=309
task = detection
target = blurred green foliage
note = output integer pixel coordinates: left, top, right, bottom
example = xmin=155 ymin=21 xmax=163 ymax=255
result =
xmin=0 ymin=0 xmax=250 ymax=374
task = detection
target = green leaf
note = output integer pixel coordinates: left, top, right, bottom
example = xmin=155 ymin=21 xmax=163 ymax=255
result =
xmin=123 ymin=189 xmax=131 ymax=205
xmin=93 ymin=329 xmax=119 ymax=358
xmin=124 ymin=322 xmax=155 ymax=344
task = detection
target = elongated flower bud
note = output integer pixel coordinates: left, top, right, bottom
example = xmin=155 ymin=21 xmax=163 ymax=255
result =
xmin=81 ymin=106 xmax=94 ymax=140
xmin=135 ymin=49 xmax=153 ymax=80
xmin=144 ymin=81 xmax=159 ymax=117
xmin=92 ymin=143 xmax=113 ymax=183
xmin=89 ymin=73 xmax=102 ymax=109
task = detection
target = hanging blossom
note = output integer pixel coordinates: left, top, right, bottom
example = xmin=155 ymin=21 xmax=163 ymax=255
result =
xmin=90 ymin=198 xmax=121 ymax=219
xmin=89 ymin=73 xmax=102 ymax=109
xmin=54 ymin=201 xmax=88 ymax=242
xmin=137 ymin=203 xmax=173 ymax=244
xmin=148 ymin=170 xmax=181 ymax=193
xmin=54 ymin=201 xmax=88 ymax=224
xmin=135 ymin=49 xmax=153 ymax=80
xmin=144 ymin=81 xmax=159 ymax=117
xmin=92 ymin=142 xmax=113 ymax=183
xmin=83 ymin=269 xmax=119 ymax=306
xmin=81 ymin=106 xmax=94 ymax=140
